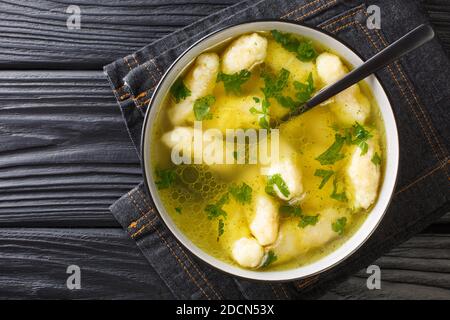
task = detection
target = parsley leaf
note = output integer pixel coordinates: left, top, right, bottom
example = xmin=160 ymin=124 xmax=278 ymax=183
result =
xmin=279 ymin=205 xmax=303 ymax=217
xmin=371 ymin=152 xmax=382 ymax=165
xmin=294 ymin=73 xmax=315 ymax=104
xmin=265 ymin=174 xmax=290 ymax=198
xmin=170 ymin=78 xmax=191 ymax=103
xmin=229 ymin=183 xmax=252 ymax=204
xmin=316 ymin=134 xmax=346 ymax=165
xmin=175 ymin=207 xmax=182 ymax=214
xmin=298 ymin=214 xmax=319 ymax=228
xmin=216 ymin=70 xmax=251 ymax=95
xmin=314 ymin=169 xmax=334 ymax=189
xmin=155 ymin=168 xmax=177 ymax=189
xmin=217 ymin=219 xmax=224 ymax=240
xmin=332 ymin=217 xmax=347 ymax=235
xmin=276 ymin=95 xmax=297 ymax=109
xmin=297 ymin=41 xmax=318 ymax=61
xmin=262 ymin=250 xmax=277 ymax=268
xmin=271 ymin=30 xmax=318 ymax=62
xmin=351 ymin=122 xmax=372 ymax=155
xmin=330 ymin=178 xmax=347 ymax=202
xmin=205 ymin=193 xmax=229 ymax=220
xmin=250 ymin=96 xmax=271 ymax=129
xmin=261 ymin=68 xmax=290 ymax=99
xmin=193 ymin=95 xmax=215 ymax=121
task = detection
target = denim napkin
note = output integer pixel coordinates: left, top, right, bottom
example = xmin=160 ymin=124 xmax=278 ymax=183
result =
xmin=104 ymin=0 xmax=450 ymax=299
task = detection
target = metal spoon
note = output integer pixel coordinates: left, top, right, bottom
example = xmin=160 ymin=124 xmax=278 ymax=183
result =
xmin=281 ymin=24 xmax=435 ymax=123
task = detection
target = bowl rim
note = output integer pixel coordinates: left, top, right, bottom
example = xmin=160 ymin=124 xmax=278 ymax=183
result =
xmin=140 ymin=19 xmax=400 ymax=282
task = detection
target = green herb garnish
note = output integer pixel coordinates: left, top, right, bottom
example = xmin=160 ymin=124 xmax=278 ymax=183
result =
xmin=216 ymin=70 xmax=251 ymax=95
xmin=279 ymin=205 xmax=303 ymax=217
xmin=175 ymin=207 xmax=182 ymax=214
xmin=330 ymin=178 xmax=347 ymax=202
xmin=261 ymin=68 xmax=290 ymax=99
xmin=271 ymin=30 xmax=318 ymax=62
xmin=298 ymin=214 xmax=319 ymax=228
xmin=155 ymin=168 xmax=177 ymax=190
xmin=294 ymin=73 xmax=315 ymax=104
xmin=229 ymin=183 xmax=252 ymax=204
xmin=170 ymin=78 xmax=191 ymax=103
xmin=217 ymin=219 xmax=224 ymax=240
xmin=371 ymin=152 xmax=381 ymax=165
xmin=193 ymin=95 xmax=215 ymax=121
xmin=332 ymin=217 xmax=347 ymax=235
xmin=314 ymin=169 xmax=334 ymax=189
xmin=265 ymin=174 xmax=290 ymax=198
xmin=250 ymin=98 xmax=270 ymax=129
xmin=262 ymin=250 xmax=277 ymax=268
xmin=205 ymin=193 xmax=229 ymax=220
xmin=351 ymin=122 xmax=372 ymax=155
xmin=316 ymin=134 xmax=346 ymax=165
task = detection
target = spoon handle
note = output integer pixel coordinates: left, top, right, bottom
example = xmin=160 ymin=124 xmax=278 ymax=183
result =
xmin=284 ymin=24 xmax=434 ymax=121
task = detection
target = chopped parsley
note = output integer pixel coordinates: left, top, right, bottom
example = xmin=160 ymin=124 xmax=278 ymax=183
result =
xmin=280 ymin=205 xmax=319 ymax=229
xmin=205 ymin=193 xmax=229 ymax=220
xmin=262 ymin=250 xmax=277 ymax=268
xmin=170 ymin=78 xmax=191 ymax=103
xmin=332 ymin=217 xmax=347 ymax=235
xmin=330 ymin=178 xmax=347 ymax=202
xmin=265 ymin=174 xmax=290 ymax=198
xmin=279 ymin=205 xmax=303 ymax=217
xmin=351 ymin=122 xmax=372 ymax=155
xmin=217 ymin=219 xmax=224 ymax=240
xmin=193 ymin=95 xmax=215 ymax=121
xmin=298 ymin=214 xmax=319 ymax=228
xmin=371 ymin=152 xmax=382 ymax=165
xmin=261 ymin=68 xmax=290 ymax=100
xmin=175 ymin=207 xmax=182 ymax=214
xmin=229 ymin=183 xmax=252 ymax=205
xmin=249 ymin=97 xmax=270 ymax=129
xmin=294 ymin=73 xmax=315 ymax=104
xmin=216 ymin=70 xmax=251 ymax=95
xmin=314 ymin=169 xmax=335 ymax=189
xmin=271 ymin=30 xmax=318 ymax=62
xmin=251 ymin=68 xmax=292 ymax=126
xmin=155 ymin=168 xmax=177 ymax=190
xmin=316 ymin=134 xmax=346 ymax=165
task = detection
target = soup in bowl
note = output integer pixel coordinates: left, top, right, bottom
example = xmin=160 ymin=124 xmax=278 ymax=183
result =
xmin=142 ymin=21 xmax=399 ymax=281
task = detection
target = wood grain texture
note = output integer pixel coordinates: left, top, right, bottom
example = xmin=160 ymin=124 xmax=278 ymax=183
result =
xmin=0 ymin=0 xmax=240 ymax=69
xmin=0 ymin=71 xmax=140 ymax=226
xmin=321 ymin=234 xmax=450 ymax=299
xmin=0 ymin=228 xmax=448 ymax=300
xmin=0 ymin=228 xmax=173 ymax=299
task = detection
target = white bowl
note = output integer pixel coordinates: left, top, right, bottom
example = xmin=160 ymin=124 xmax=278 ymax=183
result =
xmin=141 ymin=21 xmax=399 ymax=281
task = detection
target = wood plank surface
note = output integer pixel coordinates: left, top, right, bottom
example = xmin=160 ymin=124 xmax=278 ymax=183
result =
xmin=0 ymin=228 xmax=173 ymax=299
xmin=0 ymin=0 xmax=239 ymax=69
xmin=0 ymin=228 xmax=448 ymax=300
xmin=0 ymin=71 xmax=140 ymax=226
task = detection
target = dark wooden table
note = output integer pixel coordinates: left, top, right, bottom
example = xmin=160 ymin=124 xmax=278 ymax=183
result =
xmin=0 ymin=0 xmax=448 ymax=299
